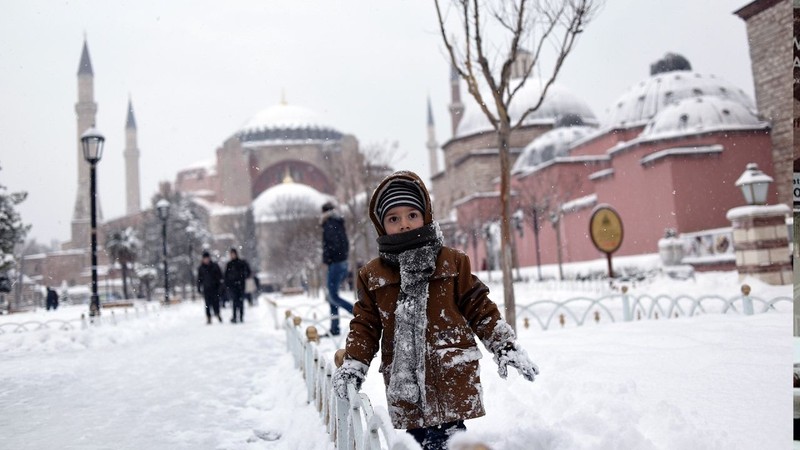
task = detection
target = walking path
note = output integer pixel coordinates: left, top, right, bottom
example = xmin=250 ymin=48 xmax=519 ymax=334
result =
xmin=0 ymin=300 xmax=333 ymax=449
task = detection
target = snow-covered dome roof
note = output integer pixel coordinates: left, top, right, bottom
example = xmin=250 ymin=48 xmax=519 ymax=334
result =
xmin=455 ymin=79 xmax=598 ymax=139
xmin=238 ymin=102 xmax=342 ymax=144
xmin=640 ymin=95 xmax=766 ymax=139
xmin=512 ymin=125 xmax=596 ymax=173
xmin=605 ymin=70 xmax=754 ymax=129
xmin=253 ymin=181 xmax=333 ymax=223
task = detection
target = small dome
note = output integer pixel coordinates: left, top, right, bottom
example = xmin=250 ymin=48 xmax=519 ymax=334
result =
xmin=512 ymin=125 xmax=596 ymax=173
xmin=253 ymin=182 xmax=333 ymax=223
xmin=640 ymin=96 xmax=765 ymax=139
xmin=605 ymin=71 xmax=753 ymax=129
xmin=455 ymin=79 xmax=598 ymax=138
xmin=238 ymin=103 xmax=342 ymax=144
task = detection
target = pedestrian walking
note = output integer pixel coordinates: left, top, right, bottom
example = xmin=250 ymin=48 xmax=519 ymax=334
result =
xmin=45 ymin=286 xmax=59 ymax=310
xmin=197 ymin=251 xmax=223 ymax=324
xmin=320 ymin=201 xmax=353 ymax=336
xmin=332 ymin=171 xmax=538 ymax=450
xmin=224 ymin=248 xmax=251 ymax=324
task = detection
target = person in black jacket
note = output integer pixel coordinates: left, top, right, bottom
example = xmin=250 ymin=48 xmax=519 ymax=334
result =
xmin=45 ymin=286 xmax=59 ymax=310
xmin=224 ymin=247 xmax=251 ymax=324
xmin=197 ymin=251 xmax=223 ymax=324
xmin=320 ymin=202 xmax=353 ymax=336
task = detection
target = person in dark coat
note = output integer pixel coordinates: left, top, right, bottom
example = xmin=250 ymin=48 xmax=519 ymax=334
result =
xmin=197 ymin=251 xmax=223 ymax=324
xmin=45 ymin=287 xmax=59 ymax=310
xmin=321 ymin=201 xmax=353 ymax=336
xmin=224 ymin=247 xmax=251 ymax=324
xmin=332 ymin=171 xmax=538 ymax=450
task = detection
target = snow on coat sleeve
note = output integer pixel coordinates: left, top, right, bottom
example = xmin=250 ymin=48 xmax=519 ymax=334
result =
xmin=344 ymin=269 xmax=382 ymax=366
xmin=453 ymin=250 xmax=516 ymax=354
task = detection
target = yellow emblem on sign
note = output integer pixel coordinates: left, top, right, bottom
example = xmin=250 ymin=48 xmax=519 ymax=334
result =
xmin=589 ymin=205 xmax=623 ymax=254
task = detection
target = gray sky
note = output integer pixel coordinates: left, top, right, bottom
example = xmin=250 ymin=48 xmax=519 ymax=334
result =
xmin=0 ymin=0 xmax=755 ymax=244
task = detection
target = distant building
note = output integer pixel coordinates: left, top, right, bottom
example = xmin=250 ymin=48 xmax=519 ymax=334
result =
xmin=433 ymin=50 xmax=782 ymax=275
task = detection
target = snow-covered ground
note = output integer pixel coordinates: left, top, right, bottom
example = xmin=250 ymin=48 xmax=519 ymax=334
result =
xmin=0 ymin=268 xmax=792 ymax=449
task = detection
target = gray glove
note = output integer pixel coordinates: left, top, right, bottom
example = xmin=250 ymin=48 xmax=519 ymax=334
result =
xmin=332 ymin=358 xmax=369 ymax=400
xmin=494 ymin=342 xmax=539 ymax=382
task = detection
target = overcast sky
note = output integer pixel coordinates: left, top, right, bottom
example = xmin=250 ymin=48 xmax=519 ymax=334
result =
xmin=0 ymin=0 xmax=755 ymax=245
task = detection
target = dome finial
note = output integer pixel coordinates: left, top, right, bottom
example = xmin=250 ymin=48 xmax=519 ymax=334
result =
xmin=282 ymin=167 xmax=294 ymax=184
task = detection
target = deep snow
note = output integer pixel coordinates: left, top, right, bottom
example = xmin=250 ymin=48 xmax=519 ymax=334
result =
xmin=0 ymin=268 xmax=792 ymax=449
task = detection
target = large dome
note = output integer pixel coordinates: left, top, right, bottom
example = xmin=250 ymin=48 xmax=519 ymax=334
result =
xmin=238 ymin=103 xmax=342 ymax=144
xmin=455 ymin=79 xmax=598 ymax=139
xmin=605 ymin=71 xmax=753 ymax=129
xmin=511 ymin=125 xmax=597 ymax=174
xmin=640 ymin=95 xmax=766 ymax=139
xmin=253 ymin=181 xmax=333 ymax=223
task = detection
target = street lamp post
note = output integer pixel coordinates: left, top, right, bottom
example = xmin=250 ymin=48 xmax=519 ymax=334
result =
xmin=550 ymin=211 xmax=564 ymax=281
xmin=156 ymin=199 xmax=170 ymax=304
xmin=81 ymin=126 xmax=105 ymax=317
xmin=735 ymin=163 xmax=773 ymax=206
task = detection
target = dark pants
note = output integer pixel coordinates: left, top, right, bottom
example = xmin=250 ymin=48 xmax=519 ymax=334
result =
xmin=229 ymin=287 xmax=245 ymax=323
xmin=203 ymin=290 xmax=220 ymax=318
xmin=407 ymin=420 xmax=466 ymax=450
xmin=326 ymin=260 xmax=353 ymax=335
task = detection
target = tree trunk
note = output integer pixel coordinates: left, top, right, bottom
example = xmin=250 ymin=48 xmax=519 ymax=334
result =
xmin=121 ymin=263 xmax=129 ymax=299
xmin=497 ymin=127 xmax=517 ymax=332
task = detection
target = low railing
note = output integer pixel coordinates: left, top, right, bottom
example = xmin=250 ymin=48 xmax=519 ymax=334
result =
xmin=283 ymin=313 xmax=417 ymax=450
xmin=513 ymin=284 xmax=791 ymax=331
xmin=0 ymin=302 xmax=164 ymax=335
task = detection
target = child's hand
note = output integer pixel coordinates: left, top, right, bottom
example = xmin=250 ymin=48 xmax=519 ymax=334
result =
xmin=494 ymin=342 xmax=539 ymax=382
xmin=332 ymin=358 xmax=369 ymax=400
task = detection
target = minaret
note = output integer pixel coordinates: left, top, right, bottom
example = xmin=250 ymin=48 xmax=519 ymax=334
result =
xmin=426 ymin=96 xmax=440 ymax=175
xmin=124 ymin=97 xmax=141 ymax=215
xmin=71 ymin=37 xmax=99 ymax=249
xmin=448 ymin=62 xmax=464 ymax=137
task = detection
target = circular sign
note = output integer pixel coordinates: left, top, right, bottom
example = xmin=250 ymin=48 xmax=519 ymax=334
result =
xmin=589 ymin=204 xmax=624 ymax=254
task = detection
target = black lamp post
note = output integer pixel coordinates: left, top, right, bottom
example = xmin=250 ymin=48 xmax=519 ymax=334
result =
xmin=81 ymin=126 xmax=105 ymax=317
xmin=156 ymin=199 xmax=170 ymax=304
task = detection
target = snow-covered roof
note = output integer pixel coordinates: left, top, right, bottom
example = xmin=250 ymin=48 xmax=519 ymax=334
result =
xmin=605 ymin=70 xmax=754 ymax=129
xmin=454 ymin=78 xmax=598 ymax=139
xmin=238 ymin=103 xmax=342 ymax=144
xmin=640 ymin=96 xmax=766 ymax=140
xmin=511 ymin=125 xmax=597 ymax=173
xmin=253 ymin=182 xmax=333 ymax=223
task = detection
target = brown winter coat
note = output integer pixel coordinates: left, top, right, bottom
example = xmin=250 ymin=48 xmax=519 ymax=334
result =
xmin=344 ymin=171 xmax=507 ymax=429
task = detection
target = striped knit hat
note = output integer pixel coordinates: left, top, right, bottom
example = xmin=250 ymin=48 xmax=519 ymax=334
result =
xmin=375 ymin=180 xmax=426 ymax=224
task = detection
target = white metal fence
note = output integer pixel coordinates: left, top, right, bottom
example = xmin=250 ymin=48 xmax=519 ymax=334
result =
xmin=282 ymin=314 xmax=418 ymax=450
xmin=0 ymin=302 xmax=165 ymax=335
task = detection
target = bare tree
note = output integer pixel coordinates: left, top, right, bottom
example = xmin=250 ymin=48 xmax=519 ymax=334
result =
xmin=434 ymin=0 xmax=599 ymax=331
xmin=260 ymin=195 xmax=322 ymax=287
xmin=516 ymin=167 xmax=584 ymax=280
xmin=326 ymin=141 xmax=397 ymax=278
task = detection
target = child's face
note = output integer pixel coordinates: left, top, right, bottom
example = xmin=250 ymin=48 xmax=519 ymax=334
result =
xmin=382 ymin=206 xmax=424 ymax=235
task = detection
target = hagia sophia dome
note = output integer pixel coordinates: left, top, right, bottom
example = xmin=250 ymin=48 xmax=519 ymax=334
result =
xmin=455 ymin=78 xmax=599 ymax=138
xmin=237 ymin=101 xmax=343 ymax=145
xmin=252 ymin=178 xmax=333 ymax=223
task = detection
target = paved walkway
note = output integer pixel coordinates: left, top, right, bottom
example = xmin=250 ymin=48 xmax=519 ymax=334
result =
xmin=0 ymin=301 xmax=332 ymax=449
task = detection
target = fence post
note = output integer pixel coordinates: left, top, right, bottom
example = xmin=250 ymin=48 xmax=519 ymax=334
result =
xmin=621 ymin=286 xmax=631 ymax=322
xmin=741 ymin=284 xmax=754 ymax=315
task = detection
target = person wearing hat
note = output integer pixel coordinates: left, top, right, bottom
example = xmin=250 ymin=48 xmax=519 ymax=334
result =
xmin=332 ymin=171 xmax=538 ymax=450
xmin=197 ymin=250 xmax=223 ymax=324
xmin=320 ymin=201 xmax=354 ymax=336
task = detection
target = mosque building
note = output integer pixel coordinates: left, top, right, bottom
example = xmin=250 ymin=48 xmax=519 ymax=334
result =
xmin=431 ymin=48 xmax=786 ymax=277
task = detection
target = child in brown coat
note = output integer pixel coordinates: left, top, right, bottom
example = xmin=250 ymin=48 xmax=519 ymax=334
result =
xmin=332 ymin=171 xmax=538 ymax=450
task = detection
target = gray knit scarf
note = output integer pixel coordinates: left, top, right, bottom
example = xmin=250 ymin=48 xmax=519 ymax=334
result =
xmin=378 ymin=223 xmax=442 ymax=415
